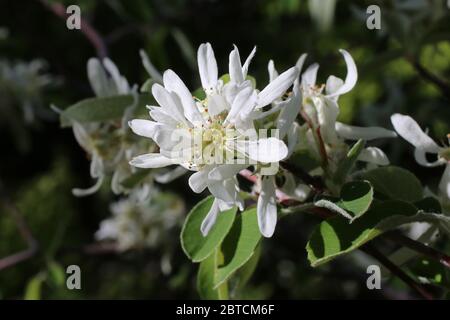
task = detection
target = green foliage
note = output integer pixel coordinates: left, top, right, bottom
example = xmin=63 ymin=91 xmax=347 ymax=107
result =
xmin=307 ymin=200 xmax=450 ymax=267
xmin=314 ymin=180 xmax=373 ymax=222
xmin=214 ymin=208 xmax=261 ymax=288
xmin=362 ymin=166 xmax=423 ymax=202
xmin=24 ymin=272 xmax=46 ymax=300
xmin=181 ymin=196 xmax=236 ymax=262
xmin=339 ymin=180 xmax=373 ymax=220
xmin=60 ymin=94 xmax=152 ymax=127
xmin=197 ymin=249 xmax=228 ymax=300
xmin=195 ymin=208 xmax=261 ymax=299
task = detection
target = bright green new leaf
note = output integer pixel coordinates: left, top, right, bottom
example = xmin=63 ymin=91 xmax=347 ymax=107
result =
xmin=214 ymin=208 xmax=261 ymax=288
xmin=181 ymin=196 xmax=236 ymax=262
xmin=47 ymin=261 xmax=65 ymax=288
xmin=24 ymin=273 xmax=46 ymax=300
xmin=362 ymin=166 xmax=423 ymax=202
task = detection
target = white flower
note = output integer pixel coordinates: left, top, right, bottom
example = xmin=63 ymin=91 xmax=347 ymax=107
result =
xmin=251 ymin=60 xmax=308 ymax=237
xmin=297 ymin=49 xmax=395 ymax=168
xmin=72 ymin=58 xmax=156 ymax=198
xmin=129 ymin=43 xmax=299 ymax=236
xmin=391 ymin=113 xmax=450 ymax=201
xmin=95 ymin=192 xmax=184 ymax=251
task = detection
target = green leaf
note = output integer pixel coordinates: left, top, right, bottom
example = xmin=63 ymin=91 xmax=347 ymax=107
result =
xmin=362 ymin=166 xmax=423 ymax=202
xmin=47 ymin=261 xmax=65 ymax=287
xmin=181 ymin=196 xmax=236 ymax=262
xmin=229 ymin=244 xmax=261 ymax=297
xmin=24 ymin=273 xmax=46 ymax=300
xmin=60 ymin=94 xmax=152 ymax=127
xmin=197 ymin=249 xmax=228 ymax=300
xmin=339 ymin=180 xmax=373 ymax=221
xmin=333 ymin=139 xmax=365 ymax=184
xmin=214 ymin=208 xmax=261 ymax=288
xmin=306 ymin=200 xmax=450 ymax=267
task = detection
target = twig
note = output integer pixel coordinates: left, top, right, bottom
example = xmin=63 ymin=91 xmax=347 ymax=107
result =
xmin=0 ymin=183 xmax=39 ymax=271
xmin=38 ymin=0 xmax=108 ymax=58
xmin=384 ymin=232 xmax=450 ymax=269
xmin=361 ymin=244 xmax=434 ymax=300
xmin=407 ymin=57 xmax=450 ymax=100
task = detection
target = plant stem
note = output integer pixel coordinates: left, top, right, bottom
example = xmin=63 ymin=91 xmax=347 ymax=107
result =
xmin=362 ymin=244 xmax=434 ymax=300
xmin=384 ymin=232 xmax=450 ymax=270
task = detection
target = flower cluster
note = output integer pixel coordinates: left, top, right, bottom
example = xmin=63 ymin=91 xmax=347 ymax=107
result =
xmin=95 ymin=191 xmax=184 ymax=251
xmin=128 ymin=43 xmax=401 ymax=237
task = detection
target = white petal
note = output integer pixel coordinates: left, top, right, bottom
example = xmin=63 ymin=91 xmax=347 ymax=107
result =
xmin=72 ymin=175 xmax=104 ymax=197
xmin=438 ymin=164 xmax=450 ymax=200
xmin=229 ymin=45 xmax=244 ymax=84
xmin=208 ymin=179 xmax=238 ymax=204
xmin=257 ymin=176 xmax=277 ymax=238
xmin=295 ymin=53 xmax=308 ymax=73
xmin=336 ymin=122 xmax=397 ymax=140
xmin=268 ymin=60 xmax=279 ymax=82
xmin=277 ymin=86 xmax=301 ymax=138
xmin=208 ymin=94 xmax=229 ymax=116
xmin=72 ymin=122 xmax=92 ymax=151
xmin=87 ymin=58 xmax=113 ymax=97
xmin=301 ymin=63 xmax=319 ymax=87
xmin=102 ymin=58 xmax=130 ymax=94
xmin=90 ymin=152 xmax=104 ymax=178
xmin=413 ymin=148 xmax=446 ymax=167
xmin=139 ymin=49 xmax=163 ymax=83
xmin=257 ymin=66 xmax=299 ymax=108
xmin=151 ymin=84 xmax=187 ymax=125
xmin=208 ymin=164 xmax=248 ymax=181
xmin=200 ymin=198 xmax=220 ymax=236
xmin=149 ymin=107 xmax=178 ymax=126
xmin=391 ymin=114 xmax=441 ymax=153
xmin=163 ymin=70 xmax=204 ymax=124
xmin=226 ymin=85 xmax=257 ymax=123
xmin=154 ymin=166 xmax=188 ymax=183
xmin=317 ymin=98 xmax=339 ymax=144
xmin=293 ymin=53 xmax=307 ymax=87
xmin=188 ymin=170 xmax=209 ymax=193
xmin=197 ymin=43 xmax=218 ymax=91
xmin=129 ymin=153 xmax=175 ymax=168
xmin=326 ymin=49 xmax=358 ymax=98
xmin=325 ymin=75 xmax=344 ymax=96
xmin=287 ymin=122 xmax=300 ymax=157
xmin=128 ymin=119 xmax=158 ymax=139
xmin=242 ymin=46 xmax=256 ymax=78
xmin=238 ymin=137 xmax=288 ymax=163
xmin=358 ymin=147 xmax=390 ymax=166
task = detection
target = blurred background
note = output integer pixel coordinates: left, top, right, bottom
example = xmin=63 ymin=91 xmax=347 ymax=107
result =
xmin=0 ymin=0 xmax=449 ymax=299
